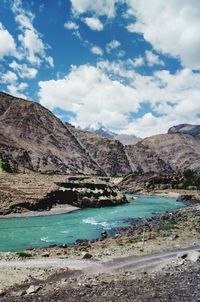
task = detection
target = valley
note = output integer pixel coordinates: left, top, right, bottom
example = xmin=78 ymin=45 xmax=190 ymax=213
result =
xmin=0 ymin=92 xmax=199 ymax=301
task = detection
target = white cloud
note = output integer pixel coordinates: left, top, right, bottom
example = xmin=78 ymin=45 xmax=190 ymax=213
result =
xmin=39 ymin=64 xmax=140 ymax=129
xmin=71 ymin=0 xmax=118 ymax=18
xmin=18 ymin=29 xmax=45 ymax=65
xmin=64 ymin=21 xmax=79 ymax=30
xmin=117 ymin=50 xmax=126 ymax=58
xmin=7 ymin=82 xmax=28 ymax=99
xmin=145 ymin=50 xmax=164 ymax=67
xmin=126 ymin=0 xmax=200 ymax=70
xmin=0 ymin=23 xmax=16 ymax=59
xmin=69 ymin=0 xmax=200 ymax=69
xmin=1 ymin=71 xmax=18 ymax=83
xmin=121 ymin=67 xmax=200 ymax=137
xmin=12 ymin=0 xmax=53 ymax=67
xmin=84 ymin=17 xmax=103 ymax=31
xmin=90 ymin=46 xmax=103 ymax=56
xmin=128 ymin=56 xmax=144 ymax=68
xmin=106 ymin=40 xmax=121 ymax=53
xmin=46 ymin=56 xmax=54 ymax=68
xmin=9 ymin=61 xmax=38 ymax=78
xmin=122 ymin=111 xmax=200 ymax=138
xmin=39 ymin=60 xmax=200 ymax=136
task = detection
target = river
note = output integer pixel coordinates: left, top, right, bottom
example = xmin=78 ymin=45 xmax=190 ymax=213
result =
xmin=0 ymin=195 xmax=185 ymax=252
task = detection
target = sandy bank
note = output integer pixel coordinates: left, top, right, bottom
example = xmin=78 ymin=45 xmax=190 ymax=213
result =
xmin=0 ymin=204 xmax=80 ymax=219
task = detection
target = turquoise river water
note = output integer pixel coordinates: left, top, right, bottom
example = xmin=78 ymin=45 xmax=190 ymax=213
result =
xmin=0 ymin=195 xmax=186 ymax=252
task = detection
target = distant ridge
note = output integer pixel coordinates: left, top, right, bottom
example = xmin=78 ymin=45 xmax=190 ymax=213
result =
xmin=84 ymin=125 xmax=142 ymax=145
xmin=168 ymin=124 xmax=200 ymax=138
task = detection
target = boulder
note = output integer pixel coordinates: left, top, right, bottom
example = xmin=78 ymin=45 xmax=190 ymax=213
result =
xmin=186 ymin=251 xmax=200 ymax=262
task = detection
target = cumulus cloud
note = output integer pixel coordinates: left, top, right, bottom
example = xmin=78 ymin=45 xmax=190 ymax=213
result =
xmin=145 ymin=51 xmax=164 ymax=67
xmin=126 ymin=0 xmax=200 ymax=70
xmin=106 ymin=40 xmax=121 ymax=53
xmin=9 ymin=61 xmax=38 ymax=78
xmin=71 ymin=0 xmax=118 ymax=18
xmin=84 ymin=17 xmax=103 ymax=31
xmin=39 ymin=64 xmax=140 ymax=129
xmin=128 ymin=56 xmax=145 ymax=68
xmin=70 ymin=0 xmax=200 ymax=69
xmin=64 ymin=21 xmax=79 ymax=30
xmin=12 ymin=0 xmax=54 ymax=67
xmin=1 ymin=71 xmax=18 ymax=83
xmin=7 ymin=82 xmax=28 ymax=99
xmin=0 ymin=23 xmax=16 ymax=59
xmin=90 ymin=46 xmax=103 ymax=56
xmin=38 ymin=60 xmax=200 ymax=136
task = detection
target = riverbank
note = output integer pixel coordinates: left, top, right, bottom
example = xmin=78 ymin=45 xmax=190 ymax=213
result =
xmin=0 ymin=203 xmax=199 ymax=295
xmin=0 ymin=174 xmax=127 ymax=216
xmin=0 ymin=204 xmax=79 ymax=218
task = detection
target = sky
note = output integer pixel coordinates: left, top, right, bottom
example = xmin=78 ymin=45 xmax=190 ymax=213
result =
xmin=0 ymin=0 xmax=200 ymax=138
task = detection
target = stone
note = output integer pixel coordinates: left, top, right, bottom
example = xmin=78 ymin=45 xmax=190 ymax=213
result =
xmin=177 ymin=259 xmax=185 ymax=266
xmin=41 ymin=252 xmax=50 ymax=257
xmin=101 ymin=231 xmax=108 ymax=239
xmin=186 ymin=251 xmax=200 ymax=262
xmin=169 ymin=231 xmax=179 ymax=240
xmin=26 ymin=285 xmax=41 ymax=295
xmin=0 ymin=289 xmax=5 ymax=297
xmin=15 ymin=290 xmax=26 ymax=296
xmin=82 ymin=252 xmax=93 ymax=259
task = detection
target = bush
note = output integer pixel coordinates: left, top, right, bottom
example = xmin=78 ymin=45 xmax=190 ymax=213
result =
xmin=16 ymin=251 xmax=32 ymax=258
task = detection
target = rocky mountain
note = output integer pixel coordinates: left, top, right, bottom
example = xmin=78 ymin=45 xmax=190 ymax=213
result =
xmin=0 ymin=91 xmax=200 ymax=176
xmin=0 ymin=92 xmax=102 ymax=175
xmin=66 ymin=123 xmax=132 ymax=176
xmin=168 ymin=124 xmax=200 ymax=139
xmin=125 ymin=132 xmax=200 ymax=173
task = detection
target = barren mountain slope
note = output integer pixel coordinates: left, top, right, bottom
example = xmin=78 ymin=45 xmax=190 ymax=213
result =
xmin=0 ymin=92 xmax=102 ymax=174
xmin=141 ymin=133 xmax=200 ymax=171
xmin=126 ymin=133 xmax=200 ymax=173
xmin=66 ymin=123 xmax=132 ymax=176
xmin=125 ymin=143 xmax=173 ymax=173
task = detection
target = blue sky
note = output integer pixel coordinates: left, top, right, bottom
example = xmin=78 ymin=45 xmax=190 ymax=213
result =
xmin=0 ymin=0 xmax=200 ymax=137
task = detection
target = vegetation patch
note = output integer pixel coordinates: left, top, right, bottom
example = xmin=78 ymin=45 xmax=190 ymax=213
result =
xmin=16 ymin=251 xmax=33 ymax=258
xmin=158 ymin=219 xmax=177 ymax=232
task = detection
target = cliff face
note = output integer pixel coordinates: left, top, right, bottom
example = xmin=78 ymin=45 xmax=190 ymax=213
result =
xmin=0 ymin=92 xmax=102 ymax=175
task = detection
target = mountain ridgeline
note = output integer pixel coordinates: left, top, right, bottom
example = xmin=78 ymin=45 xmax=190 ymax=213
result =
xmin=0 ymin=92 xmax=200 ymax=176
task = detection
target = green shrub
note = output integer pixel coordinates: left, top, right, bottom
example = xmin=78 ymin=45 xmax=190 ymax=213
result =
xmin=16 ymin=251 xmax=32 ymax=258
xmin=158 ymin=219 xmax=176 ymax=232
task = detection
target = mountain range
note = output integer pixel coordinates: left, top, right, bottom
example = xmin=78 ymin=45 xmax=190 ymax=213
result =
xmin=0 ymin=91 xmax=200 ymax=176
